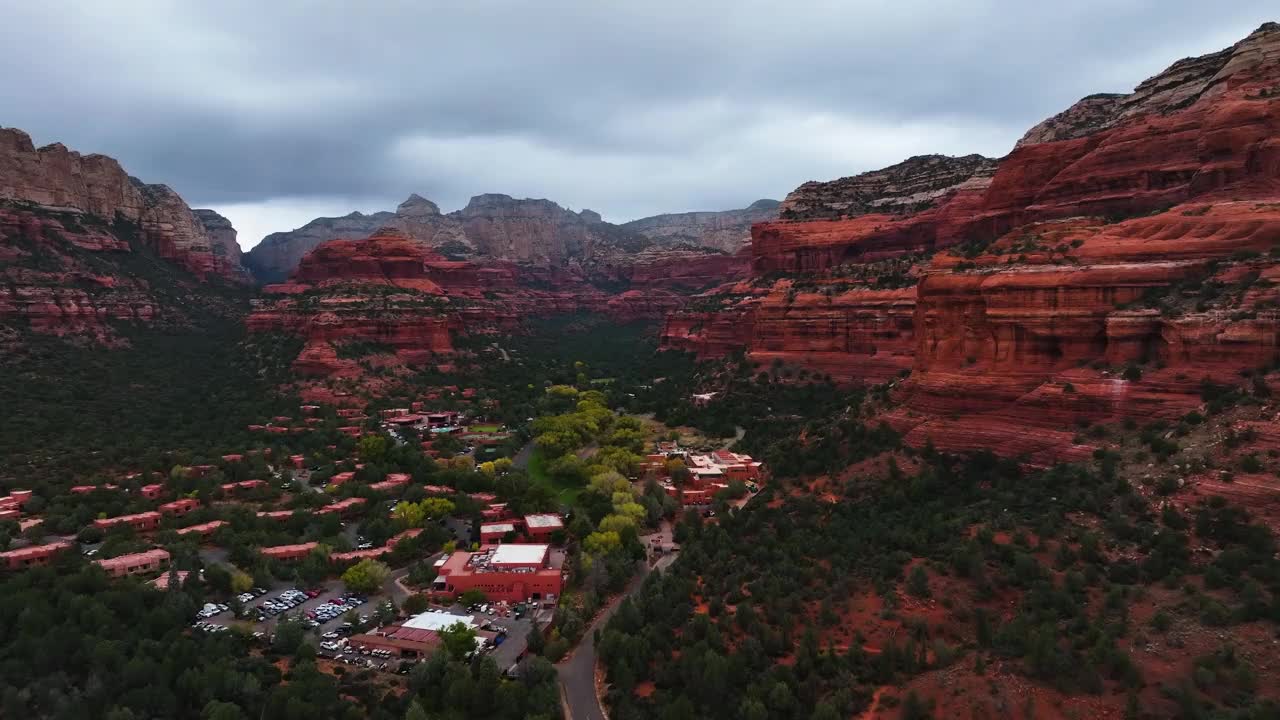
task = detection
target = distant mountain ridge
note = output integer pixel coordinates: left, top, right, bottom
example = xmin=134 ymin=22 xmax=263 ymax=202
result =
xmin=620 ymin=198 xmax=780 ymax=253
xmin=244 ymin=195 xmax=780 ymax=282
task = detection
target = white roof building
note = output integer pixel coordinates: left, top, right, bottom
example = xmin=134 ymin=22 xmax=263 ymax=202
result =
xmin=489 ymin=543 xmax=549 ymax=567
xmin=402 ymin=610 xmax=478 ymax=632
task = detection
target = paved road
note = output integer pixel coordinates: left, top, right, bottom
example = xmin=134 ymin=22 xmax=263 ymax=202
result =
xmin=512 ymin=440 xmax=535 ymax=470
xmin=557 ymin=547 xmax=677 ymax=720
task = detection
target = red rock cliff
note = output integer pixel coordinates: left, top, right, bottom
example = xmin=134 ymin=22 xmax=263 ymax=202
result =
xmin=664 ymin=21 xmax=1280 ymax=465
xmin=0 ymin=127 xmax=249 ymax=283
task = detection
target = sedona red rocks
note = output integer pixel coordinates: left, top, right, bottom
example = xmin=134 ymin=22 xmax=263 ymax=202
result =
xmin=662 ymin=21 xmax=1280 ymax=465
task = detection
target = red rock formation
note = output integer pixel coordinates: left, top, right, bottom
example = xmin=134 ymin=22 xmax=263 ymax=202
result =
xmin=0 ymin=206 xmax=209 ymax=343
xmin=0 ymin=127 xmax=249 ymax=283
xmin=663 ymin=22 xmax=1280 ymax=466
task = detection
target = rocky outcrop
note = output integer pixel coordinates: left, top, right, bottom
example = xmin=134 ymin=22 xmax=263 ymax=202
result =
xmin=0 ymin=127 xmax=248 ymax=282
xmin=192 ymin=209 xmax=250 ymax=281
xmin=622 ymin=199 xmax=780 ymax=252
xmin=779 ymin=154 xmax=999 ymax=222
xmin=663 ymin=21 xmax=1280 ymax=466
xmin=1017 ymin=21 xmax=1280 ymax=146
xmin=245 ymin=192 xmax=652 ymax=281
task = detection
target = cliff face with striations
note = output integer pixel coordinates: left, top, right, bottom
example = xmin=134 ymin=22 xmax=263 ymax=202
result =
xmin=621 ymin=199 xmax=780 ymax=253
xmin=0 ymin=127 xmax=249 ymax=283
xmin=663 ymin=21 xmax=1280 ymax=466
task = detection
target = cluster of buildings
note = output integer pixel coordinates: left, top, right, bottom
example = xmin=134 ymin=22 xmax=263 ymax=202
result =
xmin=643 ymin=444 xmax=764 ymax=505
xmin=0 ymin=490 xmax=33 ymax=522
xmin=479 ymin=512 xmax=565 ymax=544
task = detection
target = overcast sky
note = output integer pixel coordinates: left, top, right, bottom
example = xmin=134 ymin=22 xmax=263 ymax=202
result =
xmin=2 ymin=1 xmax=1274 ymax=250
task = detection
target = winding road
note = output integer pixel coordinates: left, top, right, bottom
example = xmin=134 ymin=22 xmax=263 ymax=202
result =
xmin=556 ymin=549 xmax=677 ymax=720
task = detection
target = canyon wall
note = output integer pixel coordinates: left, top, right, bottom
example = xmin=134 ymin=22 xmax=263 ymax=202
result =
xmin=663 ymin=21 xmax=1280 ymax=466
xmin=0 ymin=127 xmax=249 ymax=283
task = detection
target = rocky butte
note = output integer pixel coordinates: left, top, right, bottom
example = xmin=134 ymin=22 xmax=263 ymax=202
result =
xmin=661 ymin=21 xmax=1280 ymax=468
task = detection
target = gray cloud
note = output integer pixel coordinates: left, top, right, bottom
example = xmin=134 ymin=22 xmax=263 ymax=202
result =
xmin=1 ymin=0 xmax=1274 ymax=248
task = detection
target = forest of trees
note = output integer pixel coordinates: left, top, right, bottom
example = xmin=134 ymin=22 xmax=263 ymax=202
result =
xmin=598 ymin=447 xmax=1280 ymax=719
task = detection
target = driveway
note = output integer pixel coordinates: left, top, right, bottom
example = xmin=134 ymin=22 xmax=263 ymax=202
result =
xmin=556 ymin=550 xmax=677 ymax=720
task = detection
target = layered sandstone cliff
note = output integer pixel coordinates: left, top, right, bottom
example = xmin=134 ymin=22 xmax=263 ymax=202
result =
xmin=663 ymin=21 xmax=1280 ymax=466
xmin=0 ymin=127 xmax=248 ymax=282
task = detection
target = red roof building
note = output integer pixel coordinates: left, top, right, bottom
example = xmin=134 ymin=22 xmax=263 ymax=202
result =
xmin=328 ymin=472 xmax=355 ymax=487
xmin=432 ymin=544 xmax=563 ymax=603
xmin=289 ymin=454 xmax=306 ymax=469
xmin=330 ymin=547 xmax=389 ymax=563
xmin=139 ymin=483 xmax=166 ymax=500
xmin=220 ymin=479 xmax=267 ymax=494
xmin=0 ymin=490 xmax=33 ymax=511
xmin=97 ymin=549 xmax=170 ymax=578
xmin=370 ymin=473 xmax=411 ymax=493
xmin=0 ymin=541 xmax=71 ymax=570
xmin=158 ymin=498 xmax=200 ymax=516
xmin=256 ymin=510 xmax=295 ymax=520
xmin=94 ymin=511 xmax=162 ymax=533
xmin=480 ymin=502 xmax=511 ymax=521
xmin=318 ymin=497 xmax=367 ymax=516
xmin=152 ymin=570 xmax=190 ymax=589
xmin=261 ymin=542 xmax=319 ymax=561
xmin=175 ymin=520 xmax=227 ymax=540
xmin=222 ymin=454 xmax=245 ymax=463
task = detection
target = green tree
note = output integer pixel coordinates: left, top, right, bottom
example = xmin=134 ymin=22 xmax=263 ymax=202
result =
xmin=341 ymin=558 xmax=391 ymax=594
xmin=405 ymin=700 xmax=429 ymax=720
xmin=358 ymin=434 xmax=388 ymax=462
xmin=439 ymin=621 xmax=478 ymax=660
xmin=907 ymin=565 xmax=931 ymax=598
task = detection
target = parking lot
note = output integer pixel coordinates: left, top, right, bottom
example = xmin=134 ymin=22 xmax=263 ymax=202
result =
xmin=191 ymin=577 xmax=557 ymax=674
xmin=191 ymin=577 xmax=392 ymax=637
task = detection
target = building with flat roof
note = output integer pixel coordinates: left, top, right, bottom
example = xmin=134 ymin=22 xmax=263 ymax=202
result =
xmin=0 ymin=541 xmax=71 ymax=570
xmin=522 ymin=513 xmax=565 ymax=542
xmin=152 ymin=570 xmax=190 ymax=590
xmin=318 ymin=497 xmax=367 ymax=516
xmin=139 ymin=483 xmax=166 ymax=500
xmin=432 ymin=544 xmax=562 ymax=602
xmin=158 ymin=498 xmax=200 ymax=516
xmin=261 ymin=542 xmax=319 ymax=561
xmin=479 ymin=521 xmax=520 ymax=543
xmin=94 ymin=511 xmax=162 ymax=533
xmin=370 ymin=473 xmax=411 ymax=493
xmin=220 ymin=479 xmax=267 ymax=494
xmin=97 ymin=549 xmax=170 ymax=578
xmin=175 ymin=520 xmax=226 ymax=540
xmin=256 ymin=510 xmax=295 ymax=520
